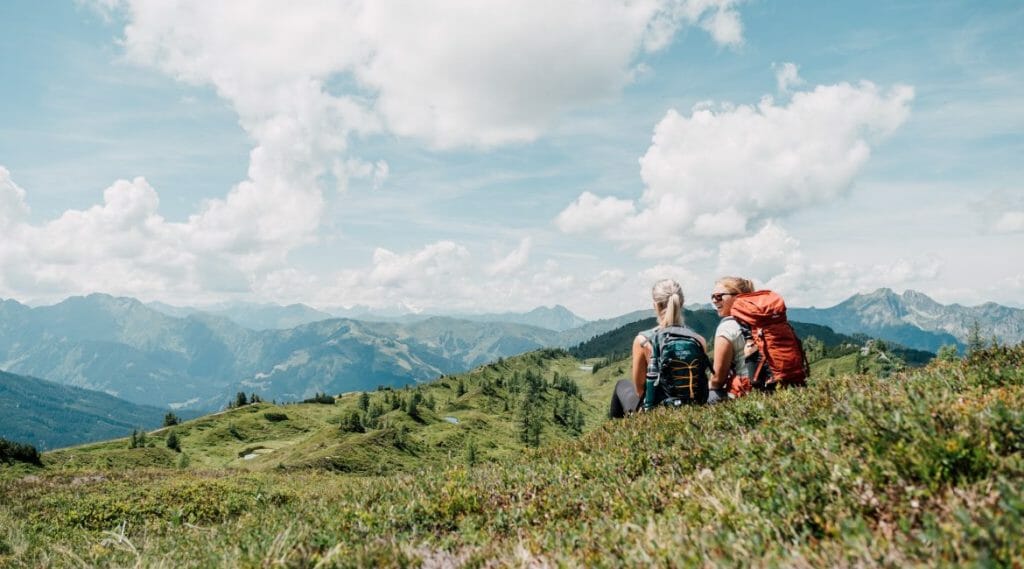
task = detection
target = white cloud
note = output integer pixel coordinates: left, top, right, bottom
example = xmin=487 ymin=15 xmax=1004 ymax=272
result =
xmin=367 ymin=241 xmax=471 ymax=288
xmin=972 ymin=190 xmax=1024 ymax=235
xmin=638 ymin=263 xmax=701 ymax=299
xmin=334 ymin=158 xmax=390 ymax=193
xmin=109 ymin=0 xmax=744 ymax=151
xmin=588 ymin=269 xmax=627 ymax=293
xmin=765 ymin=257 xmax=942 ymax=307
xmin=3 ymin=1 xmax=746 ymax=305
xmin=556 ymin=191 xmax=637 ymax=235
xmin=558 ymin=76 xmax=915 ymax=255
xmin=309 ymin=241 xmax=577 ymax=315
xmin=697 ymin=1 xmax=744 ymax=47
xmin=716 ymin=221 xmax=802 ymax=280
xmin=993 ymin=211 xmax=1024 ymax=233
xmin=773 ymin=62 xmax=803 ymax=93
xmin=0 ymin=166 xmax=30 ymax=229
xmin=486 ymin=238 xmax=532 ymax=276
xmin=706 ymin=219 xmax=945 ymax=307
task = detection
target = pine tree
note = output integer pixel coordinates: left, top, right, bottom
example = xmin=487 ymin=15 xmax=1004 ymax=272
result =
xmin=166 ymin=430 xmax=181 ymax=452
xmin=464 ymin=437 xmax=478 ymax=467
xmin=407 ymin=393 xmax=422 ymax=421
xmin=358 ymin=392 xmax=370 ymax=412
xmin=235 ymin=392 xmax=249 ymax=408
xmin=341 ymin=411 xmax=365 ymax=433
xmin=967 ymin=320 xmax=985 ymax=356
xmin=163 ymin=412 xmax=180 ymax=427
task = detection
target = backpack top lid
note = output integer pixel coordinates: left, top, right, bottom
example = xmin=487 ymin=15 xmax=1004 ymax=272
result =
xmin=729 ymin=290 xmax=788 ymax=328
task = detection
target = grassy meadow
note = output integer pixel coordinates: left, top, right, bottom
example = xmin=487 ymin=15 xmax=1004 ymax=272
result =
xmin=1 ymin=344 xmax=1022 ymax=567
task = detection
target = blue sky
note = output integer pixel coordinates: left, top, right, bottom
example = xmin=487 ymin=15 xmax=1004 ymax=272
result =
xmin=1 ymin=0 xmax=1021 ymax=318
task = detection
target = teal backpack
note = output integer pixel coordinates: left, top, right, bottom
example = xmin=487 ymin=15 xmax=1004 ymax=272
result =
xmin=645 ymin=326 xmax=711 ymax=408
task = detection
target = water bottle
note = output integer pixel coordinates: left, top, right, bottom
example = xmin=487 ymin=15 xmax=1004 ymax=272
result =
xmin=643 ymin=358 xmax=659 ymax=410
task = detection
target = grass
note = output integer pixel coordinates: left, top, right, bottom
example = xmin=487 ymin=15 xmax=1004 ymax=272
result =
xmin=1 ymin=345 xmax=1022 ymax=567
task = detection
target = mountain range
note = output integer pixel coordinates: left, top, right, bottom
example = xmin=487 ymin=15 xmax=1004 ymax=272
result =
xmin=789 ymin=288 xmax=1024 ymax=352
xmin=1 ymin=288 xmax=1019 ymax=415
xmin=147 ymin=300 xmax=590 ymax=331
xmin=0 ymin=295 xmax=584 ymax=411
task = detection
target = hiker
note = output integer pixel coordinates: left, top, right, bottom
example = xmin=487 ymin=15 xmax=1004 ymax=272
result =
xmin=609 ymin=279 xmax=709 ymax=418
xmin=708 ymin=276 xmax=757 ymax=403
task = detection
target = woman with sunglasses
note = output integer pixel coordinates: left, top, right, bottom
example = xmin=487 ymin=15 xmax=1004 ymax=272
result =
xmin=608 ymin=279 xmax=706 ymax=418
xmin=708 ymin=276 xmax=756 ymax=404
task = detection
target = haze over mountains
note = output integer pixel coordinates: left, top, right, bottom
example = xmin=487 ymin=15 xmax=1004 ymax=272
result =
xmin=147 ymin=300 xmax=590 ymax=332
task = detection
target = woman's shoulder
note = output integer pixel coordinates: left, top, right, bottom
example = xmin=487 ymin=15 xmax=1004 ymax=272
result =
xmin=715 ymin=316 xmax=742 ymax=337
xmin=637 ymin=326 xmax=659 ymax=340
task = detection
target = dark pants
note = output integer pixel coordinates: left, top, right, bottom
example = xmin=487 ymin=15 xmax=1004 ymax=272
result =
xmin=609 ymin=379 xmax=641 ymax=419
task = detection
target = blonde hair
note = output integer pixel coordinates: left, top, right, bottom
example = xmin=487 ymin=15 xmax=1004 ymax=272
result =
xmin=715 ymin=276 xmax=755 ymax=295
xmin=651 ymin=279 xmax=684 ymax=328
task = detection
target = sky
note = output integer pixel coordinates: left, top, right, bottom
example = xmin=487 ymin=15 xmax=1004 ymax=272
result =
xmin=1 ymin=0 xmax=1022 ymax=319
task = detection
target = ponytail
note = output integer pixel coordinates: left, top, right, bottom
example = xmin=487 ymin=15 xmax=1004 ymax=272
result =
xmin=652 ymin=279 xmax=684 ymax=328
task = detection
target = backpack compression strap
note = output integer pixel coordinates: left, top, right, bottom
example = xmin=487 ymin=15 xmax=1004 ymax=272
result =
xmin=656 ymin=326 xmax=714 ymax=376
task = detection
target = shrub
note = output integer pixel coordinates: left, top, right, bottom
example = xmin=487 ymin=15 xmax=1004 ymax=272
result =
xmin=0 ymin=437 xmax=42 ymax=466
xmin=263 ymin=412 xmax=289 ymax=422
xmin=303 ymin=392 xmax=336 ymax=404
xmin=166 ymin=431 xmax=181 ymax=452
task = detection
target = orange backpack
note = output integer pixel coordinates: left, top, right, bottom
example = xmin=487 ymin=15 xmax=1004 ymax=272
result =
xmin=729 ymin=290 xmax=809 ymax=389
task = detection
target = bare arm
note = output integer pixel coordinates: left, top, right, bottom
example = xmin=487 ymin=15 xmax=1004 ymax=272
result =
xmin=711 ymin=335 xmax=733 ymax=390
xmin=631 ymin=334 xmax=650 ymax=397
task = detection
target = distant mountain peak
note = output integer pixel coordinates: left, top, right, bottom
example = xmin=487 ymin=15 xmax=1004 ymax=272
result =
xmin=791 ymin=288 xmax=1024 ymax=350
xmin=526 ymin=304 xmax=575 ymax=316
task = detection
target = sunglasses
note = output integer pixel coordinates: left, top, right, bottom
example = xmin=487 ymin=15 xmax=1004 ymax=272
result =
xmin=710 ymin=292 xmax=736 ymax=302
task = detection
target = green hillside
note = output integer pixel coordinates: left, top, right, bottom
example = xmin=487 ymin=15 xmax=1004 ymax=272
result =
xmin=2 ymin=344 xmax=1022 ymax=566
xmin=36 ymin=348 xmax=610 ymax=475
xmin=0 ymin=370 xmax=171 ymax=451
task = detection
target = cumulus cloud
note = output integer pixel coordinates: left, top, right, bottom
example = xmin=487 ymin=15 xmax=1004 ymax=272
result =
xmin=972 ymin=190 xmax=1024 ymax=235
xmin=486 ymin=238 xmax=532 ymax=276
xmin=765 ymin=257 xmax=942 ymax=307
xmin=716 ymin=221 xmax=802 ymax=280
xmin=310 ymin=241 xmax=575 ymax=314
xmin=557 ymin=192 xmax=637 ymax=235
xmin=773 ymin=62 xmax=803 ymax=93
xmin=639 ymin=263 xmax=701 ymax=293
xmin=4 ymin=1 xmax=747 ymax=304
xmin=109 ymin=0 xmax=745 ymax=151
xmin=367 ymin=241 xmax=471 ymax=288
xmin=334 ymin=158 xmax=390 ymax=193
xmin=703 ymin=219 xmax=945 ymax=307
xmin=993 ymin=211 xmax=1024 ymax=233
xmin=588 ymin=269 xmax=627 ymax=293
xmin=558 ymin=75 xmax=915 ymax=255
xmin=0 ymin=166 xmax=30 ymax=229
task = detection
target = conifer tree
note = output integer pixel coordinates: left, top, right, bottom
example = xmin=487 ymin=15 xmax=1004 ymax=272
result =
xmin=464 ymin=437 xmax=478 ymax=467
xmin=166 ymin=430 xmax=181 ymax=452
xmin=967 ymin=320 xmax=985 ymax=356
xmin=163 ymin=412 xmax=180 ymax=427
